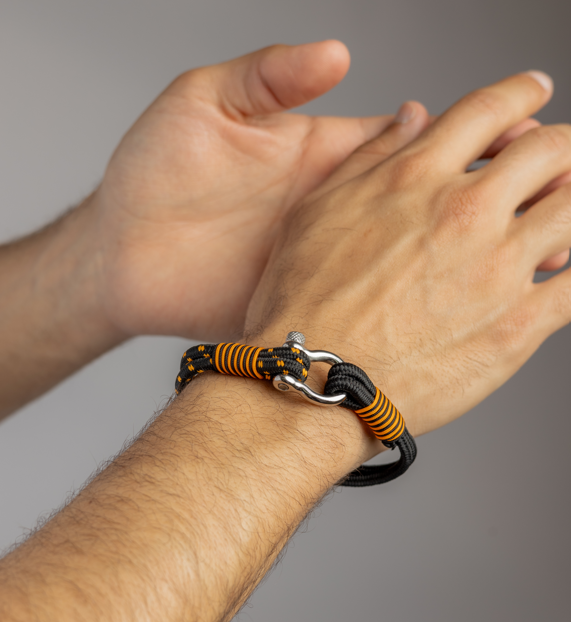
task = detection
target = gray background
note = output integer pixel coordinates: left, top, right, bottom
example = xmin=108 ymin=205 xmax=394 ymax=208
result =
xmin=1 ymin=0 xmax=570 ymax=620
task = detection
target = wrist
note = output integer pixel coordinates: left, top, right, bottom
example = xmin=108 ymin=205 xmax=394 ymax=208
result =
xmin=0 ymin=371 xmax=374 ymax=622
xmin=29 ymin=194 xmax=127 ymax=355
xmin=175 ymin=371 xmax=371 ymax=495
xmin=0 ymin=194 xmax=127 ymax=416
xmin=250 ymin=323 xmax=408 ymax=449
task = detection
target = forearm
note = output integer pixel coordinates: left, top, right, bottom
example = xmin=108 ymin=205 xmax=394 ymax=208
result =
xmin=0 ymin=372 xmax=370 ymax=622
xmin=0 ymin=196 xmax=126 ymax=419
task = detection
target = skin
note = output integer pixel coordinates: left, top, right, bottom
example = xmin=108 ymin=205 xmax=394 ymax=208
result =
xmin=0 ymin=40 xmax=551 ymax=419
xmin=1 ymin=70 xmax=571 ymax=622
xmin=248 ymin=71 xmax=571 ymax=446
xmin=0 ymin=41 xmax=405 ymax=419
xmin=93 ymin=41 xmax=399 ymax=341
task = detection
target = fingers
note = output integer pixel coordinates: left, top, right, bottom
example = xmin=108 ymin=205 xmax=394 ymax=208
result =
xmin=537 ymin=250 xmax=570 ymax=272
xmin=351 ymin=114 xmax=398 ymax=143
xmin=412 ymin=71 xmax=553 ymax=172
xmin=473 ymin=124 xmax=571 ymax=208
xmin=347 ymin=102 xmax=431 ymax=171
xmin=480 ymin=118 xmax=541 ymax=160
xmin=520 ymin=170 xmax=571 ymax=212
xmin=310 ymin=113 xmax=397 ymax=169
xmin=283 ymin=114 xmax=395 ymax=204
xmin=520 ymin=171 xmax=571 ymax=271
xmin=535 ymin=264 xmax=571 ymax=333
xmin=515 ymin=182 xmax=571 ymax=270
xmin=477 ymin=118 xmax=571 ymax=272
xmin=309 ymin=101 xmax=430 ymax=200
xmin=205 ymin=40 xmax=351 ymax=117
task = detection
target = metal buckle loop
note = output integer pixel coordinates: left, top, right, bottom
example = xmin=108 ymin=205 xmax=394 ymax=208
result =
xmin=272 ymin=332 xmax=347 ymax=406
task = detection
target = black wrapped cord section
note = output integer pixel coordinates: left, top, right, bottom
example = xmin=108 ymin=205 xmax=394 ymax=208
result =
xmin=325 ymin=363 xmax=417 ymax=487
xmin=175 ymin=344 xmax=416 ymax=487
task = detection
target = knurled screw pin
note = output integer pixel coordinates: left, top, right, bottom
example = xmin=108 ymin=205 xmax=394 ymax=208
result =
xmin=286 ymin=331 xmax=306 ymax=346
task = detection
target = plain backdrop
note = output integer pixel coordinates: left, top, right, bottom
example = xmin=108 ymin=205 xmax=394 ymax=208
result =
xmin=1 ymin=1 xmax=571 ymax=621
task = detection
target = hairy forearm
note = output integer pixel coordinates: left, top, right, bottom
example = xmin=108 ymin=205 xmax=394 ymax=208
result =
xmin=0 ymin=197 xmax=125 ymax=419
xmin=0 ymin=372 xmax=370 ymax=621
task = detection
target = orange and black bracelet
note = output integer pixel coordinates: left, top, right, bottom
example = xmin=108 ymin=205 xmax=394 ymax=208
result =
xmin=175 ymin=332 xmax=417 ymax=487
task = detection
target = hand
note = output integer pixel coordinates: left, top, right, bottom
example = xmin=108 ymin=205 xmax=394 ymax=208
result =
xmin=246 ymin=71 xmax=571 ymax=458
xmin=86 ymin=40 xmax=544 ymax=342
xmin=3 ymin=72 xmax=571 ymax=622
xmin=0 ymin=41 xmax=433 ymax=418
xmin=0 ymin=42 xmax=544 ymax=418
xmin=90 ymin=41 xmax=432 ymax=341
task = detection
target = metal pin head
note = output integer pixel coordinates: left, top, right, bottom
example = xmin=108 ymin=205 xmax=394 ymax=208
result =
xmin=285 ymin=331 xmax=306 ymax=346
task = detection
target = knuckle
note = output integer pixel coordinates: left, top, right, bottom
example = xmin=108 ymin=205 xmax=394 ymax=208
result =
xmin=475 ymin=242 xmax=515 ymax=283
xmin=265 ymin=43 xmax=287 ymax=55
xmin=384 ymin=149 xmax=433 ymax=190
xmin=170 ymin=67 xmax=210 ymax=95
xmin=461 ymin=88 xmax=505 ymax=120
xmin=530 ymin=124 xmax=571 ymax=154
xmin=436 ymin=182 xmax=487 ymax=234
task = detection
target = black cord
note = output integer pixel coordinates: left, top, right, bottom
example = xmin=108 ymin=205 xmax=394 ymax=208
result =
xmin=176 ymin=344 xmax=416 ymax=487
xmin=325 ymin=363 xmax=417 ymax=486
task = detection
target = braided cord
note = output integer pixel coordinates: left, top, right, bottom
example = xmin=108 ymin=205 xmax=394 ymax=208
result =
xmin=175 ymin=344 xmax=416 ymax=487
xmin=324 ymin=363 xmax=417 ymax=486
xmin=176 ymin=343 xmax=310 ymax=393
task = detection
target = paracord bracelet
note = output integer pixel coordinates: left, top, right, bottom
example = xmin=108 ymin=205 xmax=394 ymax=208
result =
xmin=174 ymin=332 xmax=417 ymax=487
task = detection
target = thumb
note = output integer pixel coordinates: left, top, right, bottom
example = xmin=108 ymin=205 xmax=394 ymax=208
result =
xmin=211 ymin=40 xmax=351 ymax=116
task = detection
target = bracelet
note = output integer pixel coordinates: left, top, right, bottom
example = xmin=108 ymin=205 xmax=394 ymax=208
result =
xmin=175 ymin=332 xmax=417 ymax=487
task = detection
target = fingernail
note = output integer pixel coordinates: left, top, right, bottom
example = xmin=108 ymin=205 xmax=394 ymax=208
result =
xmin=394 ymin=102 xmax=415 ymax=124
xmin=525 ymin=70 xmax=553 ymax=92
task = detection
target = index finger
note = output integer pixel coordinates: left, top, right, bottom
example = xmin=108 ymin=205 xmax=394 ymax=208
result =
xmin=411 ymin=71 xmax=553 ymax=172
